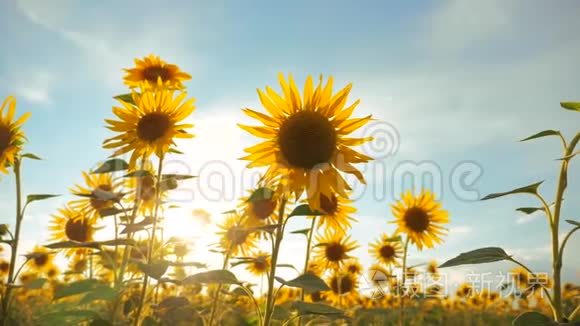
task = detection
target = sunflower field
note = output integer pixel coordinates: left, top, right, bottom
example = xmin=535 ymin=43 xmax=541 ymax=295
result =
xmin=0 ymin=54 xmax=578 ymax=326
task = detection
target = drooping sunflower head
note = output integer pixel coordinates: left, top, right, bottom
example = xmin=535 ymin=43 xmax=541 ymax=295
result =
xmin=239 ymin=186 xmax=280 ymax=230
xmin=103 ymin=89 xmax=195 ymax=167
xmin=124 ymin=161 xmax=168 ymax=215
xmin=369 ymin=233 xmax=403 ymax=267
xmin=49 ymin=206 xmax=97 ymax=256
xmin=0 ymin=96 xmax=30 ymax=174
xmin=70 ymin=172 xmax=120 ymax=219
xmin=124 ymin=54 xmax=191 ymax=90
xmin=217 ymin=212 xmax=257 ymax=256
xmin=323 ymin=271 xmax=359 ymax=307
xmin=245 ymin=251 xmax=271 ymax=277
xmin=314 ymin=229 xmax=359 ymax=270
xmin=26 ymin=246 xmax=55 ymax=274
xmin=239 ymin=74 xmax=373 ymax=211
xmin=391 ymin=190 xmax=449 ymax=250
xmin=313 ymin=193 xmax=357 ymax=235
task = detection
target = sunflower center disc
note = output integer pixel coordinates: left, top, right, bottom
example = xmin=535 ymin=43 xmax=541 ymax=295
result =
xmin=278 ymin=111 xmax=337 ymax=169
xmin=331 ymin=275 xmax=353 ymax=294
xmin=227 ymin=227 xmax=248 ymax=246
xmin=0 ymin=125 xmax=11 ymax=155
xmin=251 ymin=199 xmax=277 ymax=220
xmin=137 ymin=113 xmax=171 ymax=142
xmin=325 ymin=243 xmax=345 ymax=262
xmin=142 ymin=66 xmax=170 ymax=83
xmin=319 ymin=194 xmax=338 ymax=214
xmin=90 ymin=184 xmax=113 ymax=210
xmin=34 ymin=254 xmax=49 ymax=267
xmin=404 ymin=206 xmax=430 ymax=232
xmin=379 ymin=245 xmax=395 ymax=259
xmin=65 ymin=219 xmax=90 ymax=242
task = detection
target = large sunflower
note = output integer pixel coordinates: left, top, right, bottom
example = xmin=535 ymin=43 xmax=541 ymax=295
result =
xmin=49 ymin=206 xmax=97 ymax=256
xmin=103 ymin=89 xmax=195 ymax=167
xmin=239 ymin=74 xmax=373 ymax=211
xmin=0 ymin=96 xmax=30 ymax=174
xmin=391 ymin=191 xmax=449 ymax=250
xmin=368 ymin=233 xmax=403 ymax=267
xmin=123 ymin=54 xmax=192 ymax=90
xmin=313 ymin=229 xmax=358 ymax=271
xmin=216 ymin=213 xmax=257 ymax=256
xmin=70 ymin=172 xmax=120 ymax=219
xmin=313 ymin=193 xmax=357 ymax=234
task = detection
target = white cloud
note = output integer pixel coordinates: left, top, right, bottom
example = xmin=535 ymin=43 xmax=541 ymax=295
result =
xmin=449 ymin=226 xmax=472 ymax=235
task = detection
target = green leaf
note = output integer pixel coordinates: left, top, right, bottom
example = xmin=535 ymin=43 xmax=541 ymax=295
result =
xmin=24 ymin=278 xmax=48 ymax=289
xmin=159 ymin=177 xmax=178 ymax=191
xmin=289 ymin=204 xmax=324 ymax=217
xmin=481 ymin=181 xmax=543 ymax=200
xmin=92 ymin=158 xmax=129 ymax=174
xmin=114 ymin=93 xmax=136 ymax=105
xmin=26 ymin=194 xmax=60 ymax=205
xmin=21 ymin=153 xmax=42 ymax=160
xmin=276 ymin=274 xmax=330 ymax=293
xmin=45 ymin=241 xmax=100 ymax=250
xmin=520 ymin=130 xmax=561 ymax=142
xmin=247 ymin=187 xmax=274 ymax=202
xmin=38 ymin=310 xmax=99 ymax=326
xmin=566 ymin=219 xmax=580 ymax=227
xmin=516 ymin=207 xmax=544 ymax=215
xmin=291 ymin=228 xmax=311 ymax=235
xmin=291 ymin=301 xmax=344 ymax=316
xmin=98 ymin=207 xmax=130 ymax=217
xmin=182 ymin=269 xmax=240 ymax=285
xmin=560 ymin=101 xmax=580 ymax=112
xmin=79 ymin=286 xmax=118 ymax=304
xmin=121 ymin=216 xmax=155 ymax=234
xmin=512 ymin=311 xmax=551 ymax=326
xmin=162 ymin=174 xmax=196 ymax=181
xmin=54 ymin=279 xmax=102 ymax=300
xmin=142 ymin=317 xmax=159 ymax=326
xmin=246 ymin=224 xmax=280 ymax=234
xmin=123 ymin=170 xmax=153 ymax=178
xmin=157 ymin=296 xmax=189 ymax=309
xmin=168 ymin=261 xmax=207 ymax=269
xmin=138 ymin=260 xmax=169 ymax=280
xmin=439 ymin=247 xmax=511 ymax=268
xmin=276 ymin=264 xmax=300 ymax=273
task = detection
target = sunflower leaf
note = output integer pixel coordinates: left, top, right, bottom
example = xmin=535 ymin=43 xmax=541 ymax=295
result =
xmin=481 ymin=181 xmax=543 ymax=200
xmin=79 ymin=286 xmax=118 ymax=305
xmin=23 ymin=278 xmax=48 ymax=289
xmin=26 ymin=194 xmax=60 ymax=205
xmin=520 ymin=130 xmax=561 ymax=142
xmin=21 ymin=153 xmax=42 ymax=160
xmin=439 ymin=247 xmax=511 ymax=268
xmin=167 ymin=261 xmax=207 ymax=269
xmin=162 ymin=174 xmax=196 ymax=181
xmin=515 ymin=207 xmax=544 ymax=215
xmin=560 ymin=101 xmax=580 ymax=112
xmin=98 ymin=207 xmax=130 ymax=217
xmin=54 ymin=279 xmax=103 ymax=300
xmin=181 ymin=269 xmax=241 ymax=285
xmin=288 ymin=204 xmax=324 ymax=217
xmin=277 ymin=274 xmax=330 ymax=293
xmin=566 ymin=219 xmax=580 ymax=227
xmin=247 ymin=187 xmax=274 ymax=202
xmin=92 ymin=158 xmax=129 ymax=174
xmin=290 ymin=228 xmax=311 ymax=235
xmin=123 ymin=170 xmax=153 ymax=178
xmin=114 ymin=93 xmax=136 ymax=105
xmin=291 ymin=301 xmax=344 ymax=316
xmin=512 ymin=311 xmax=551 ymax=326
xmin=137 ymin=260 xmax=170 ymax=280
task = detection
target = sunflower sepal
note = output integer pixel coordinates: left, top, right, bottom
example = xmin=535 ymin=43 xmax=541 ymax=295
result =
xmin=26 ymin=194 xmax=61 ymax=205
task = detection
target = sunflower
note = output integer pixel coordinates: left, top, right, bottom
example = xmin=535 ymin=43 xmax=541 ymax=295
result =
xmin=124 ymin=161 xmax=167 ymax=215
xmin=245 ymin=251 xmax=271 ymax=277
xmin=103 ymin=88 xmax=195 ymax=167
xmin=323 ymin=271 xmax=359 ymax=307
xmin=26 ymin=246 xmax=56 ymax=274
xmin=239 ymin=74 xmax=373 ymax=211
xmin=0 ymin=96 xmax=30 ymax=174
xmin=391 ymin=190 xmax=449 ymax=250
xmin=367 ymin=263 xmax=393 ymax=290
xmin=239 ymin=186 xmax=280 ymax=230
xmin=49 ymin=206 xmax=97 ymax=256
xmin=216 ymin=212 xmax=257 ymax=256
xmin=344 ymin=259 xmax=363 ymax=276
xmin=369 ymin=233 xmax=403 ymax=267
xmin=123 ymin=54 xmax=191 ymax=90
xmin=0 ymin=259 xmax=10 ymax=279
xmin=312 ymin=193 xmax=357 ymax=234
xmin=456 ymin=283 xmax=474 ymax=298
xmin=70 ymin=172 xmax=120 ymax=219
xmin=313 ymin=229 xmax=358 ymax=270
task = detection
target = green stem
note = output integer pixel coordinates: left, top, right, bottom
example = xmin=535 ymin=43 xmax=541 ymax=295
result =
xmin=399 ymin=236 xmax=409 ymax=326
xmin=264 ymin=196 xmax=287 ymax=326
xmin=558 ymin=226 xmax=579 ymax=267
xmin=133 ymin=156 xmax=164 ymax=326
xmin=2 ymin=159 xmax=22 ymax=323
xmin=300 ymin=216 xmax=317 ymax=302
xmin=208 ymin=250 xmax=231 ymax=326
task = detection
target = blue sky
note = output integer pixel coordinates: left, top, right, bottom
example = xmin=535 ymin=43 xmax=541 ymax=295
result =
xmin=1 ymin=0 xmax=579 ymax=289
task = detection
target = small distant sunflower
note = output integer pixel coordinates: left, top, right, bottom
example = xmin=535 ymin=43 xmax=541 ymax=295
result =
xmin=49 ymin=206 xmax=97 ymax=256
xmin=313 ymin=193 xmax=357 ymax=234
xmin=103 ymin=89 xmax=195 ymax=167
xmin=239 ymin=186 xmax=279 ymax=229
xmin=391 ymin=191 xmax=449 ymax=250
xmin=456 ymin=283 xmax=473 ymax=298
xmin=124 ymin=54 xmax=191 ymax=90
xmin=124 ymin=161 xmax=167 ymax=215
xmin=344 ymin=259 xmax=363 ymax=276
xmin=216 ymin=213 xmax=257 ymax=256
xmin=369 ymin=233 xmax=403 ymax=267
xmin=245 ymin=251 xmax=271 ymax=277
xmin=0 ymin=96 xmax=30 ymax=174
xmin=367 ymin=263 xmax=393 ymax=289
xmin=323 ymin=271 xmax=359 ymax=307
xmin=26 ymin=246 xmax=55 ymax=274
xmin=314 ymin=229 xmax=358 ymax=270
xmin=70 ymin=172 xmax=120 ymax=219
xmin=239 ymin=74 xmax=373 ymax=211
xmin=0 ymin=260 xmax=10 ymax=279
